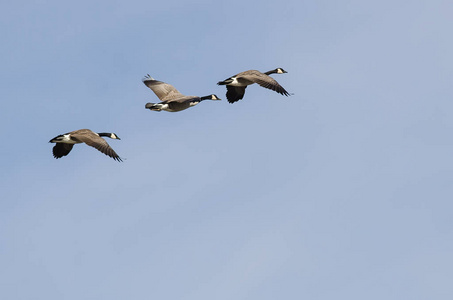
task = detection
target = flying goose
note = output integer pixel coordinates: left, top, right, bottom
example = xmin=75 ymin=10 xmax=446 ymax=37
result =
xmin=49 ymin=129 xmax=122 ymax=161
xmin=143 ymin=75 xmax=221 ymax=112
xmin=217 ymin=68 xmax=290 ymax=103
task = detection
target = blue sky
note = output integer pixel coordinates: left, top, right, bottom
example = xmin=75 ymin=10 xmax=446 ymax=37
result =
xmin=1 ymin=0 xmax=453 ymax=299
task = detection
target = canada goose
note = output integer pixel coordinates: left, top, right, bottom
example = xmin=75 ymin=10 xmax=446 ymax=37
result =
xmin=217 ymin=68 xmax=290 ymax=103
xmin=49 ymin=129 xmax=122 ymax=161
xmin=143 ymin=74 xmax=221 ymax=112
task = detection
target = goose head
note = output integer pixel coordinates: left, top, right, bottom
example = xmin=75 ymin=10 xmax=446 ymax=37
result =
xmin=274 ymin=68 xmax=288 ymax=74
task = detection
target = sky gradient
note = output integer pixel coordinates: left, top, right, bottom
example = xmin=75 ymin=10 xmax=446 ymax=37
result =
xmin=1 ymin=1 xmax=453 ymax=299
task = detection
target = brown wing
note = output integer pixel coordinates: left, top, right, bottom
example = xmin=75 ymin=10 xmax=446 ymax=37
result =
xmin=71 ymin=131 xmax=122 ymax=162
xmin=142 ymin=76 xmax=185 ymax=101
xmin=52 ymin=143 xmax=74 ymax=159
xmin=253 ymin=77 xmax=290 ymax=96
xmin=240 ymin=71 xmax=290 ymax=96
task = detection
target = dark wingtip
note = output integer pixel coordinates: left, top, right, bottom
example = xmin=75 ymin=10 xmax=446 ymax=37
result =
xmin=52 ymin=152 xmax=62 ymax=159
xmin=278 ymin=88 xmax=291 ymax=97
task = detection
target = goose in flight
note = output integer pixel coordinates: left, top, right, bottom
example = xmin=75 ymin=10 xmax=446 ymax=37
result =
xmin=143 ymin=75 xmax=221 ymax=112
xmin=49 ymin=129 xmax=122 ymax=161
xmin=217 ymin=68 xmax=290 ymax=103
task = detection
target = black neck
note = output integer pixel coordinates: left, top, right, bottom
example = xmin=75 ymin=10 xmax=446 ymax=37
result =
xmin=200 ymin=95 xmax=212 ymax=100
xmin=97 ymin=132 xmax=111 ymax=137
xmin=264 ymin=69 xmax=278 ymax=75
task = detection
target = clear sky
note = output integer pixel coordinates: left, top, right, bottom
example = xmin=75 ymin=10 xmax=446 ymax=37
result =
xmin=1 ymin=0 xmax=453 ymax=299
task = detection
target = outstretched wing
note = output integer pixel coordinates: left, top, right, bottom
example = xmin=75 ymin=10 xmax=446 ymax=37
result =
xmin=71 ymin=132 xmax=122 ymax=162
xmin=241 ymin=72 xmax=290 ymax=96
xmin=52 ymin=143 xmax=74 ymax=159
xmin=226 ymin=86 xmax=247 ymax=103
xmin=142 ymin=75 xmax=185 ymax=101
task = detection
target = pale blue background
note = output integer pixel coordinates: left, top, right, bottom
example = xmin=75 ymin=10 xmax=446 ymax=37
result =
xmin=1 ymin=0 xmax=453 ymax=299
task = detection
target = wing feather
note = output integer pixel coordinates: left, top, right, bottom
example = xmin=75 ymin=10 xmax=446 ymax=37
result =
xmin=142 ymin=76 xmax=185 ymax=101
xmin=71 ymin=132 xmax=122 ymax=161
xmin=52 ymin=143 xmax=74 ymax=159
xmin=226 ymin=86 xmax=247 ymax=103
xmin=239 ymin=72 xmax=289 ymax=96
